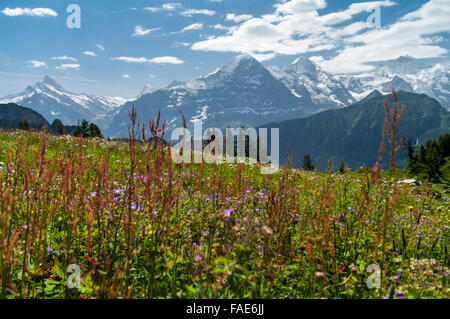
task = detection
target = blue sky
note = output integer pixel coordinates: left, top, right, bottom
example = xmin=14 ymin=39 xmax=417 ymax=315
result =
xmin=0 ymin=0 xmax=449 ymax=98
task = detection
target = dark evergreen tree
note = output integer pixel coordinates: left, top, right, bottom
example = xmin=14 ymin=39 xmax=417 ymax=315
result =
xmin=18 ymin=120 xmax=30 ymax=130
xmin=438 ymin=133 xmax=450 ymax=157
xmin=73 ymin=119 xmax=102 ymax=138
xmin=56 ymin=121 xmax=66 ymax=135
xmin=406 ymin=133 xmax=449 ymax=182
xmin=338 ymin=160 xmax=346 ymax=173
xmin=88 ymin=123 xmax=103 ymax=138
xmin=302 ymin=154 xmax=314 ymax=171
xmin=424 ymin=140 xmax=444 ymax=181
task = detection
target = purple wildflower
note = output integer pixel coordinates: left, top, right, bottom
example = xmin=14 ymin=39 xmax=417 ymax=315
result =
xmin=224 ymin=208 xmax=234 ymax=217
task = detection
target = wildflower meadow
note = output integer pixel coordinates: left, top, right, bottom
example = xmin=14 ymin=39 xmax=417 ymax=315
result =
xmin=0 ymin=103 xmax=448 ymax=300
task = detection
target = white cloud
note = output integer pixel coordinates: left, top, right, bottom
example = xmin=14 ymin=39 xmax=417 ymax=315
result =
xmin=132 ymin=25 xmax=161 ymax=37
xmin=96 ymin=44 xmax=105 ymax=51
xmin=111 ymin=57 xmax=149 ymax=63
xmin=27 ymin=60 xmax=47 ymax=68
xmin=122 ymin=74 xmax=131 ymax=78
xmin=51 ymin=56 xmax=78 ymax=62
xmin=150 ymin=56 xmax=184 ymax=64
xmin=111 ymin=56 xmax=184 ymax=64
xmin=318 ymin=0 xmax=450 ymax=73
xmin=83 ymin=51 xmax=97 ymax=57
xmin=145 ymin=3 xmax=182 ymax=12
xmin=2 ymin=7 xmax=57 ymax=17
xmin=225 ymin=13 xmax=252 ymax=23
xmin=181 ymin=23 xmax=203 ymax=32
xmin=181 ymin=9 xmax=216 ymax=17
xmin=190 ymin=0 xmax=407 ymax=64
xmin=144 ymin=7 xmax=161 ymax=13
xmin=212 ymin=24 xmax=228 ymax=30
xmin=148 ymin=74 xmax=156 ymax=78
xmin=173 ymin=42 xmax=191 ymax=47
xmin=162 ymin=3 xmax=182 ymax=11
xmin=274 ymin=0 xmax=326 ymax=15
xmin=55 ymin=64 xmax=80 ymax=70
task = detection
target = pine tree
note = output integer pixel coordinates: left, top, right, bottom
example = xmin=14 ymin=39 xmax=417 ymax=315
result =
xmin=56 ymin=121 xmax=66 ymax=135
xmin=302 ymin=154 xmax=314 ymax=171
xmin=73 ymin=120 xmax=102 ymax=138
xmin=18 ymin=120 xmax=30 ymax=130
xmin=88 ymin=123 xmax=103 ymax=138
xmin=338 ymin=160 xmax=346 ymax=173
xmin=424 ymin=140 xmax=444 ymax=182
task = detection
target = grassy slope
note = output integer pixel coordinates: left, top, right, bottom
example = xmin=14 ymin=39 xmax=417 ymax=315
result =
xmin=0 ymin=129 xmax=448 ymax=299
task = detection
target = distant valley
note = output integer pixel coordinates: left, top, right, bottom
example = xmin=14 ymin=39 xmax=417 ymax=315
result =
xmin=1 ymin=55 xmax=449 ymax=170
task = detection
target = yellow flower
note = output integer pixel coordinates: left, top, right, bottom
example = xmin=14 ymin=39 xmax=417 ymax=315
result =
xmin=408 ymin=206 xmax=414 ymax=211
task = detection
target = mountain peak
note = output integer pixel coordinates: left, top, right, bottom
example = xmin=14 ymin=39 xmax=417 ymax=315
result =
xmin=234 ymin=53 xmax=258 ymax=63
xmin=375 ymin=55 xmax=431 ymax=76
xmin=137 ymin=83 xmax=154 ymax=98
xmin=222 ymin=54 xmax=262 ymax=73
xmin=361 ymin=89 xmax=383 ymax=102
xmin=290 ymin=57 xmax=318 ymax=74
xmin=394 ymin=55 xmax=417 ymax=62
xmin=40 ymin=76 xmax=64 ymax=90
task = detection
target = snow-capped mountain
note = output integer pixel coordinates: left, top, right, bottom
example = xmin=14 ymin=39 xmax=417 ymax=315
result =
xmin=2 ymin=55 xmax=447 ymax=138
xmin=136 ymin=83 xmax=155 ymax=99
xmin=107 ymin=54 xmax=322 ymax=138
xmin=339 ymin=56 xmax=450 ymax=109
xmin=0 ymin=76 xmax=128 ymax=129
xmin=269 ymin=57 xmax=355 ymax=108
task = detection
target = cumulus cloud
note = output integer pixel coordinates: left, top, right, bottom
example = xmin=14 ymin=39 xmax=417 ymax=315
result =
xmin=181 ymin=9 xmax=215 ymax=17
xmin=55 ymin=64 xmax=80 ymax=70
xmin=27 ymin=60 xmax=47 ymax=68
xmin=111 ymin=56 xmax=184 ymax=65
xmin=51 ymin=56 xmax=78 ymax=62
xmin=181 ymin=23 xmax=203 ymax=32
xmin=191 ymin=0 xmax=450 ymax=71
xmin=274 ymin=0 xmax=326 ymax=15
xmin=318 ymin=0 xmax=450 ymax=73
xmin=192 ymin=0 xmax=397 ymax=60
xmin=132 ymin=25 xmax=161 ymax=37
xmin=225 ymin=13 xmax=252 ymax=23
xmin=83 ymin=51 xmax=97 ymax=57
xmin=2 ymin=7 xmax=57 ymax=17
xmin=151 ymin=56 xmax=184 ymax=64
xmin=121 ymin=74 xmax=131 ymax=78
xmin=96 ymin=44 xmax=105 ymax=51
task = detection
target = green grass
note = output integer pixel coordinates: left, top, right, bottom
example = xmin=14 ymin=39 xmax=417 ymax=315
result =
xmin=0 ymin=129 xmax=448 ymax=299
